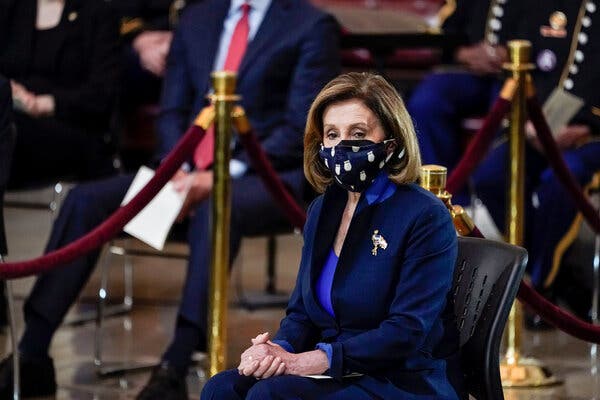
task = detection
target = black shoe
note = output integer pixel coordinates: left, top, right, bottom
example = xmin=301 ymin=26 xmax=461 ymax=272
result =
xmin=136 ymin=363 xmax=188 ymax=400
xmin=0 ymin=353 xmax=57 ymax=399
xmin=525 ymin=312 xmax=554 ymax=331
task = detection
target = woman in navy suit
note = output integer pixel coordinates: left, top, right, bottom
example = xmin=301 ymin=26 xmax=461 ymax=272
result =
xmin=201 ymin=73 xmax=464 ymax=400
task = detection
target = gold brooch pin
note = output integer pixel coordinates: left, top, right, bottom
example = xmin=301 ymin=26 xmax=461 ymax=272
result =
xmin=371 ymin=230 xmax=388 ymax=256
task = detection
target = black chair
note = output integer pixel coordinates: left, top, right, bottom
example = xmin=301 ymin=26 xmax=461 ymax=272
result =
xmin=454 ymin=237 xmax=528 ymax=400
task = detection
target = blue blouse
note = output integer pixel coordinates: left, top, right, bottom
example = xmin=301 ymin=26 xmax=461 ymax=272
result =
xmin=316 ymin=248 xmax=339 ymax=317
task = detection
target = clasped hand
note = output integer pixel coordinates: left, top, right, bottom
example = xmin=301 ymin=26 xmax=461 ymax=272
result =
xmin=237 ymin=332 xmax=289 ymax=379
xmin=237 ymin=332 xmax=330 ymax=379
xmin=10 ymin=80 xmax=55 ymax=117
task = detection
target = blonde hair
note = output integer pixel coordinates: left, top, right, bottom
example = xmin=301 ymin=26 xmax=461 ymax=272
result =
xmin=304 ymin=72 xmax=422 ymax=193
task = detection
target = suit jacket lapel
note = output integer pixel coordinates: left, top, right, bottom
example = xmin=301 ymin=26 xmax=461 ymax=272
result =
xmin=237 ymin=0 xmax=292 ymax=79
xmin=304 ymin=185 xmax=345 ymax=326
xmin=336 ymin=196 xmax=377 ymax=279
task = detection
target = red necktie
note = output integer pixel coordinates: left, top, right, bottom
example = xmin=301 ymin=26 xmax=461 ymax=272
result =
xmin=194 ymin=2 xmax=251 ymax=170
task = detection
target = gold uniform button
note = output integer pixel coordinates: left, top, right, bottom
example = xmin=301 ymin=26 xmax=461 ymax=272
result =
xmin=68 ymin=11 xmax=78 ymax=22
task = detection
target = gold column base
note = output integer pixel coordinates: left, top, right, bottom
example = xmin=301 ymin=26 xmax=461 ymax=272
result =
xmin=500 ymin=356 xmax=562 ymax=387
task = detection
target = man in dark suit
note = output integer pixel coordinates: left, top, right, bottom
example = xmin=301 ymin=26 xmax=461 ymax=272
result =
xmin=0 ymin=1 xmax=340 ymax=399
xmin=471 ymin=0 xmax=600 ymax=319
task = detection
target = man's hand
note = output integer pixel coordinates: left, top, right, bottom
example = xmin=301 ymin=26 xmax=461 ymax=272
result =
xmin=554 ymin=124 xmax=592 ymax=149
xmin=455 ymin=42 xmax=508 ymax=75
xmin=527 ymin=122 xmax=591 ymax=151
xmin=173 ymin=170 xmax=213 ymax=221
xmin=133 ymin=31 xmax=173 ymax=76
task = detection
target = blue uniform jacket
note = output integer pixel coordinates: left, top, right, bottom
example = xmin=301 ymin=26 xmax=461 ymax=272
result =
xmin=274 ymin=179 xmax=464 ymax=399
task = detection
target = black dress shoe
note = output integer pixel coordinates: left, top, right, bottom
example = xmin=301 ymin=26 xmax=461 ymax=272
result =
xmin=525 ymin=312 xmax=555 ymax=331
xmin=136 ymin=363 xmax=188 ymax=400
xmin=0 ymin=353 xmax=57 ymax=399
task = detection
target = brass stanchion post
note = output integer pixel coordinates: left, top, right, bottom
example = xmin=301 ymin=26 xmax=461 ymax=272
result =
xmin=420 ymin=165 xmax=476 ymax=236
xmin=500 ymin=40 xmax=559 ymax=387
xmin=207 ymin=71 xmax=240 ymax=377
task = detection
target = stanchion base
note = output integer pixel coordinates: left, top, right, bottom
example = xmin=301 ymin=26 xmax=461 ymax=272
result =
xmin=500 ymin=357 xmax=562 ymax=387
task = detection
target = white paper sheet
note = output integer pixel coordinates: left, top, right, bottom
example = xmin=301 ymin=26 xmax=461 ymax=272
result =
xmin=121 ymin=166 xmax=189 ymax=250
xmin=302 ymin=372 xmax=363 ymax=380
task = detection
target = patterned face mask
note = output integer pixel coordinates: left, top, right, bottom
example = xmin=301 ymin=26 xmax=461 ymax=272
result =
xmin=319 ymin=138 xmax=404 ymax=192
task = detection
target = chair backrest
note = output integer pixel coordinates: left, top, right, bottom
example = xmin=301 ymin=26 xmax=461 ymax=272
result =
xmin=453 ymin=237 xmax=528 ymax=400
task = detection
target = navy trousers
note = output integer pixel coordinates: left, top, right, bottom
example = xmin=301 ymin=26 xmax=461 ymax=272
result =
xmin=20 ymin=168 xmax=303 ymax=356
xmin=201 ymin=369 xmax=376 ymax=400
xmin=472 ymin=140 xmax=600 ymax=287
xmin=407 ymin=72 xmax=502 ymax=169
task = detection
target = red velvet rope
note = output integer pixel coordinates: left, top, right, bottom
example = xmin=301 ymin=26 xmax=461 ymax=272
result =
xmin=527 ymin=95 xmax=600 ymax=234
xmin=238 ymin=131 xmax=307 ymax=229
xmin=446 ymin=96 xmax=512 ymax=194
xmin=0 ymin=125 xmax=206 ymax=279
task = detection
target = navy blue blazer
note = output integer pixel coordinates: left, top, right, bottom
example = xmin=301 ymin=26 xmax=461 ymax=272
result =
xmin=274 ymin=180 xmax=464 ymax=399
xmin=156 ymin=0 xmax=340 ymax=172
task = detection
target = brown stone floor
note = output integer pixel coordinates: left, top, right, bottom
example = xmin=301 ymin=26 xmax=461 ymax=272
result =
xmin=2 ymin=186 xmax=600 ymax=399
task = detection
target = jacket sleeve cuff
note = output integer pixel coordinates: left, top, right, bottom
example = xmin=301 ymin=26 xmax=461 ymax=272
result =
xmin=315 ymin=343 xmax=332 ymax=370
xmin=329 ymin=341 xmax=344 ymax=380
xmin=271 ymin=340 xmax=295 ymax=353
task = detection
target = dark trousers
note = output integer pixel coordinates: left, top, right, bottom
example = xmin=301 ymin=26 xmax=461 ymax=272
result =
xmin=472 ymin=140 xmax=600 ymax=287
xmin=201 ymin=369 xmax=375 ymax=400
xmin=8 ymin=112 xmax=114 ymax=188
xmin=407 ymin=71 xmax=502 ymax=168
xmin=20 ymin=168 xmax=303 ymax=356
